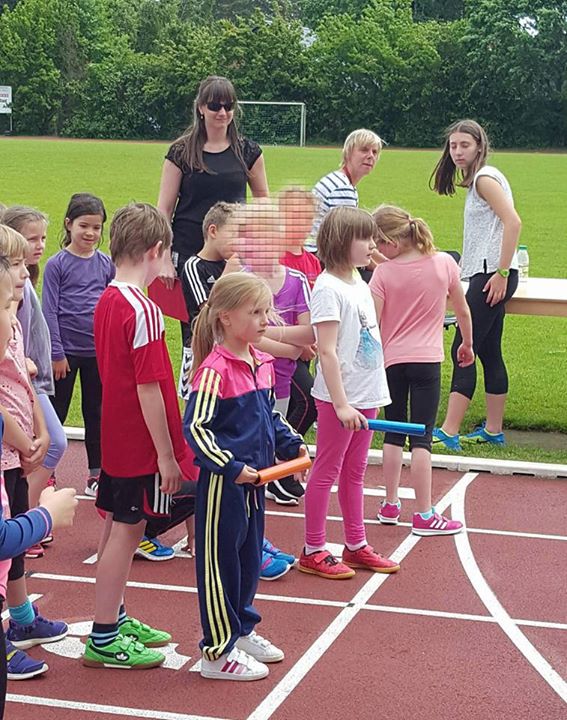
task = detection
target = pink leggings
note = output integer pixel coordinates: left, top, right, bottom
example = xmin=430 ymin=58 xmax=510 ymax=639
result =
xmin=304 ymin=400 xmax=377 ymax=549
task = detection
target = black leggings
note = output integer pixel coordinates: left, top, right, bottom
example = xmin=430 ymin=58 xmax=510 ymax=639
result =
xmin=384 ymin=363 xmax=441 ymax=452
xmin=450 ymin=270 xmax=518 ymax=399
xmin=4 ymin=468 xmax=28 ymax=582
xmin=287 ymin=360 xmax=317 ymax=436
xmin=50 ymin=354 xmax=102 ymax=470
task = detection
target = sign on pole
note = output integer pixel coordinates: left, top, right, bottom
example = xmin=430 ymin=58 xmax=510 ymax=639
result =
xmin=0 ymin=86 xmax=13 ymax=132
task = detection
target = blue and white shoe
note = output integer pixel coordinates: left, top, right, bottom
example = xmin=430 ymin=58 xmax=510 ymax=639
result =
xmin=262 ymin=538 xmax=296 ymax=566
xmin=462 ymin=421 xmax=505 ymax=446
xmin=135 ymin=536 xmax=175 ymax=561
xmin=7 ymin=605 xmax=68 ymax=649
xmin=6 ymin=640 xmax=49 ymax=680
xmin=260 ymin=552 xmax=291 ymax=581
xmin=432 ymin=427 xmax=462 ymax=452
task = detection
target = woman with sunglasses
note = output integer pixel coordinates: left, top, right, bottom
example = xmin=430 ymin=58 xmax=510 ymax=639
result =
xmin=157 ymin=75 xmax=269 ymax=297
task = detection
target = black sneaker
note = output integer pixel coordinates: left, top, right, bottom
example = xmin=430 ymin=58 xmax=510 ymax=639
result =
xmin=265 ymin=477 xmax=305 ymax=505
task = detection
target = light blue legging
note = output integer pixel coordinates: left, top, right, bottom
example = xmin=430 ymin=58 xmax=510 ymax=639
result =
xmin=38 ymin=393 xmax=68 ymax=470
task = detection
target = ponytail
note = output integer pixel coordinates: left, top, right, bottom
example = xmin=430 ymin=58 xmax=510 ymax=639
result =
xmin=373 ymin=204 xmax=436 ymax=256
xmin=190 ymin=304 xmax=215 ymax=381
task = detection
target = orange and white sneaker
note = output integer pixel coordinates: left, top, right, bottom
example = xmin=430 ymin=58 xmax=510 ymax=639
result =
xmin=298 ymin=549 xmax=355 ymax=579
xmin=342 ymin=544 xmax=400 ymax=573
xmin=200 ymin=647 xmax=269 ymax=681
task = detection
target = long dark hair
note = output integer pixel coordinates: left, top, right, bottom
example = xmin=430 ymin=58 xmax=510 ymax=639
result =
xmin=430 ymin=119 xmax=489 ymax=196
xmin=61 ymin=193 xmax=107 ymax=248
xmin=173 ymin=76 xmax=248 ymax=175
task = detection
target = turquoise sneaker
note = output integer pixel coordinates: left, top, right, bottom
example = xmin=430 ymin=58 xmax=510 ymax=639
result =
xmin=432 ymin=427 xmax=462 ymax=452
xmin=135 ymin=536 xmax=175 ymax=561
xmin=463 ymin=422 xmax=505 ymax=446
xmin=262 ymin=538 xmax=296 ymax=566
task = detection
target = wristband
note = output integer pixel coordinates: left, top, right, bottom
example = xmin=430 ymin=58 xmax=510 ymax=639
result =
xmin=496 ymin=268 xmax=510 ymax=278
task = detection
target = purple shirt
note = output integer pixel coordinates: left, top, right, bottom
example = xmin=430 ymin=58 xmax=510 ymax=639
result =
xmin=273 ymin=268 xmax=311 ymax=398
xmin=42 ymin=249 xmax=115 ymax=359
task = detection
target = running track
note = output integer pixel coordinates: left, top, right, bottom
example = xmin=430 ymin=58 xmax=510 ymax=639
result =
xmin=6 ymin=441 xmax=567 ymax=720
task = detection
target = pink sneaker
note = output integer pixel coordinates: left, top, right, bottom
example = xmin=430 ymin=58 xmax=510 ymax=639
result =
xmin=412 ymin=510 xmax=463 ymax=536
xmin=298 ymin=549 xmax=355 ymax=579
xmin=24 ymin=544 xmax=44 ymax=559
xmin=377 ymin=501 xmax=401 ymax=525
xmin=342 ymin=545 xmax=400 ymax=574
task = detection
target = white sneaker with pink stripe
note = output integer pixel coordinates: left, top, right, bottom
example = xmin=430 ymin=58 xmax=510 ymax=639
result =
xmin=236 ymin=631 xmax=284 ymax=663
xmin=200 ymin=647 xmax=269 ymax=681
xmin=412 ymin=510 xmax=463 ymax=536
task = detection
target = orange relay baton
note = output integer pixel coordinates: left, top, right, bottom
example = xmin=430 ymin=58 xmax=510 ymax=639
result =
xmin=255 ymin=456 xmax=312 ymax=486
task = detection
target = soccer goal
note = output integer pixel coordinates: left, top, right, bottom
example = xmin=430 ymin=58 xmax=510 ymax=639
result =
xmin=238 ymin=101 xmax=306 ymax=146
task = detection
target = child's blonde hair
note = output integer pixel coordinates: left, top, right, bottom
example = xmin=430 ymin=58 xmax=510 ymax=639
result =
xmin=316 ymin=206 xmax=375 ymax=271
xmin=191 ymin=273 xmax=273 ymax=379
xmin=0 ymin=224 xmax=29 ymax=259
xmin=372 ymin=205 xmax=436 ymax=256
xmin=110 ymin=203 xmax=172 ymax=263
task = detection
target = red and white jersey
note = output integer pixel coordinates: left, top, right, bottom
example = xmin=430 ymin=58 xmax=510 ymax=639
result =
xmin=94 ymin=280 xmax=194 ymax=478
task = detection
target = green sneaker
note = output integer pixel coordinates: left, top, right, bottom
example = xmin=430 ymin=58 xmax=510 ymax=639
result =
xmin=119 ymin=617 xmax=172 ymax=647
xmin=83 ymin=635 xmax=165 ymax=669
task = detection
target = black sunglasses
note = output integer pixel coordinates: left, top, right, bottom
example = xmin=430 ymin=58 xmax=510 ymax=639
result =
xmin=206 ymin=101 xmax=234 ymax=112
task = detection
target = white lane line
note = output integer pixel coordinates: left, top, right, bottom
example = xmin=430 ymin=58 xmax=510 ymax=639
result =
xmin=453 ymin=477 xmax=567 ymax=703
xmin=246 ymin=472 xmax=479 ymax=720
xmin=266 ymin=510 xmax=567 ymax=542
xmin=6 ymin=695 xmax=226 ymax=720
xmin=27 ymin=572 xmax=567 ymax=629
xmin=83 ymin=553 xmax=98 ymax=564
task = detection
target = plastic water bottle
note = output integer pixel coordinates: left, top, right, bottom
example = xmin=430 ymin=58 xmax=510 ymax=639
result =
xmin=517 ymin=244 xmax=529 ymax=282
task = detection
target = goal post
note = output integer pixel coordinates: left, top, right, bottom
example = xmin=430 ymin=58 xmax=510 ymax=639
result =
xmin=238 ymin=101 xmax=306 ymax=147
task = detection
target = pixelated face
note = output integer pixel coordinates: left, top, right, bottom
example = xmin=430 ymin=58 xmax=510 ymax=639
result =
xmin=20 ymin=220 xmax=47 ymax=266
xmin=8 ymin=255 xmax=29 ymax=302
xmin=0 ymin=273 xmax=13 ymax=360
xmin=235 ymin=213 xmax=285 ymax=275
xmin=449 ymin=132 xmax=480 ymax=170
xmin=281 ymin=196 xmax=316 ymax=248
xmin=350 ymin=235 xmax=376 ymax=268
xmin=216 ymin=222 xmax=238 ymax=260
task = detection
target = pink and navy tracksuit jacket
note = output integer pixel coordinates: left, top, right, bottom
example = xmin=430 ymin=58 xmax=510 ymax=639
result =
xmin=183 ymin=345 xmax=303 ymax=661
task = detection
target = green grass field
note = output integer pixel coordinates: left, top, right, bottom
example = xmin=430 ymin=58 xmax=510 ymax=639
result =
xmin=1 ymin=137 xmax=566 ymax=462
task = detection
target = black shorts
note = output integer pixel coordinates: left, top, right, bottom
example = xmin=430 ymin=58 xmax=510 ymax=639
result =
xmin=95 ymin=470 xmax=172 ymax=525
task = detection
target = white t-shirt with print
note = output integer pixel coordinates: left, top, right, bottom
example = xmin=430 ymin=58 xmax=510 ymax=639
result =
xmin=311 ymin=270 xmax=391 ymax=409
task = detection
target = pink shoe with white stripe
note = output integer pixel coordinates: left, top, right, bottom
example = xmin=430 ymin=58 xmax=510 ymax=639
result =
xmin=200 ymin=647 xmax=269 ymax=681
xmin=412 ymin=510 xmax=463 ymax=536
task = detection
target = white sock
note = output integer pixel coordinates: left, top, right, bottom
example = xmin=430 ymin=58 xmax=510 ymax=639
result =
xmin=304 ymin=544 xmax=325 ymax=555
xmin=345 ymin=540 xmax=366 ymax=552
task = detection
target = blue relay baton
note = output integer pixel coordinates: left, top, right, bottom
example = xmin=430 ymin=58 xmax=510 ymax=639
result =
xmin=367 ymin=419 xmax=426 ymax=436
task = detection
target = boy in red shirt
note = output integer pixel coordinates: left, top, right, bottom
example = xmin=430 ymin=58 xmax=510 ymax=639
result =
xmin=84 ymin=203 xmax=194 ymax=669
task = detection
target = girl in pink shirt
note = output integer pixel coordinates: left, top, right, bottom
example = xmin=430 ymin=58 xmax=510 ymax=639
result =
xmin=369 ymin=205 xmax=474 ymax=536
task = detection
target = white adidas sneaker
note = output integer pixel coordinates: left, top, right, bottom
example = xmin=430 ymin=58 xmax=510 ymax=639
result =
xmin=236 ymin=631 xmax=284 ymax=663
xmin=200 ymin=647 xmax=269 ymax=681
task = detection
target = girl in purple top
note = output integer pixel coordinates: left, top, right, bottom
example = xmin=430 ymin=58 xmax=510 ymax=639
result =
xmin=42 ymin=194 xmax=114 ymax=496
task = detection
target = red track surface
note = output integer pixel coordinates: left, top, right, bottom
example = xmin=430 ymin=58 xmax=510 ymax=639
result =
xmin=5 ymin=441 xmax=567 ymax=720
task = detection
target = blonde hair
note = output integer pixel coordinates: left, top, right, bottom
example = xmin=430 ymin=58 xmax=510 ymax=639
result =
xmin=110 ymin=203 xmax=172 ymax=263
xmin=191 ymin=273 xmax=273 ymax=379
xmin=372 ymin=205 xmax=436 ymax=256
xmin=1 ymin=206 xmax=48 ymax=286
xmin=342 ymin=128 xmax=383 ymax=166
xmin=0 ymin=224 xmax=28 ymax=259
xmin=316 ymin=206 xmax=375 ymax=271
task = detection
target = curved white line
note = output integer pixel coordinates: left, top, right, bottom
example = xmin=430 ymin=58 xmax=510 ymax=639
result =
xmin=453 ymin=476 xmax=567 ymax=703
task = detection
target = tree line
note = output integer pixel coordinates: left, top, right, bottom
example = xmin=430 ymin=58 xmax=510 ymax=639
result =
xmin=0 ymin=0 xmax=565 ymax=147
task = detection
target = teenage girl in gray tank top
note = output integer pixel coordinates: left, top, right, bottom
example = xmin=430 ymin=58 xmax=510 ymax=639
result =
xmin=429 ymin=119 xmax=522 ymax=452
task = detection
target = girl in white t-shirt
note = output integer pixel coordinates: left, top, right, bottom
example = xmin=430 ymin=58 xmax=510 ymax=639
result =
xmin=370 ymin=205 xmax=473 ymax=536
xmin=430 ymin=119 xmax=521 ymax=451
xmin=298 ymin=207 xmax=399 ymax=579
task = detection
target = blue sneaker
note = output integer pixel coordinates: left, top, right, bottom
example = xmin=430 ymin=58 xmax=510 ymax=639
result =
xmin=135 ymin=536 xmax=175 ymax=561
xmin=432 ymin=427 xmax=462 ymax=452
xmin=6 ymin=640 xmax=49 ymax=680
xmin=263 ymin=538 xmax=296 ymax=566
xmin=260 ymin=551 xmax=291 ymax=581
xmin=463 ymin=422 xmax=505 ymax=446
xmin=7 ymin=605 xmax=68 ymax=650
